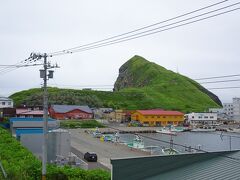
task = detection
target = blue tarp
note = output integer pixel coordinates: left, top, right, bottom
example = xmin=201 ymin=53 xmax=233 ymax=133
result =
xmin=10 ymin=117 xmax=56 ymax=123
xmin=16 ymin=128 xmax=43 ymax=137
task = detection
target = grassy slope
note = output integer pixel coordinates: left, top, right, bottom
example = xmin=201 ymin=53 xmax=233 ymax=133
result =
xmin=10 ymin=56 xmax=220 ymax=112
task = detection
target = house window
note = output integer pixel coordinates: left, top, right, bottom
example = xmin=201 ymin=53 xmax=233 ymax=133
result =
xmin=151 ymin=116 xmax=154 ymax=118
xmin=198 ymin=116 xmax=202 ymax=119
xmin=192 ymin=116 xmax=194 ymax=119
xmin=157 ymin=116 xmax=160 ymax=118
xmin=163 ymin=116 xmax=166 ymax=118
xmin=2 ymin=102 xmax=5 ymax=105
xmin=204 ymin=116 xmax=208 ymax=118
xmin=210 ymin=116 xmax=214 ymax=119
xmin=8 ymin=102 xmax=11 ymax=105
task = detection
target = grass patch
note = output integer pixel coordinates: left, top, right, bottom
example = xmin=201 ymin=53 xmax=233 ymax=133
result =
xmin=60 ymin=120 xmax=106 ymax=129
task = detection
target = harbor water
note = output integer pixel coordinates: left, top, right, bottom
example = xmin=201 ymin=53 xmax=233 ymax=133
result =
xmin=118 ymin=131 xmax=240 ymax=155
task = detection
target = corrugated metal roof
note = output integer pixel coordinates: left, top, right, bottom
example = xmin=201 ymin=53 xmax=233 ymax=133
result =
xmin=111 ymin=151 xmax=240 ymax=180
xmin=147 ymin=151 xmax=240 ymax=180
xmin=16 ymin=108 xmax=43 ymax=115
xmin=51 ymin=105 xmax=92 ymax=114
xmin=137 ymin=110 xmax=184 ymax=116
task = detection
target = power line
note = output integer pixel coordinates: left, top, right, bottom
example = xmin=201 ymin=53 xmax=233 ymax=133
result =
xmin=48 ymin=4 xmax=240 ymax=56
xmin=0 ymin=58 xmax=32 ymax=75
xmin=49 ymin=0 xmax=229 ymax=56
xmin=208 ymin=86 xmax=240 ymax=90
xmin=194 ymin=74 xmax=240 ymax=80
xmin=108 ymin=126 xmax=240 ymax=163
xmin=201 ymin=79 xmax=240 ymax=84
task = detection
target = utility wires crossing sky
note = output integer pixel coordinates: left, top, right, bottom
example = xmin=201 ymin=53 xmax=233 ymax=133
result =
xmin=48 ymin=1 xmax=240 ymax=57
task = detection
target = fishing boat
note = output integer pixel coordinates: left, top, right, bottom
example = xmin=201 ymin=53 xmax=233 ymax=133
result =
xmin=92 ymin=127 xmax=102 ymax=138
xmin=191 ymin=125 xmax=216 ymax=132
xmin=162 ymin=134 xmax=180 ymax=155
xmin=127 ymin=135 xmax=144 ymax=149
xmin=162 ymin=148 xmax=180 ymax=155
xmin=111 ymin=132 xmax=120 ymax=143
xmin=227 ymin=127 xmax=240 ymax=133
xmin=170 ymin=126 xmax=184 ymax=132
xmin=156 ymin=127 xmax=177 ymax=135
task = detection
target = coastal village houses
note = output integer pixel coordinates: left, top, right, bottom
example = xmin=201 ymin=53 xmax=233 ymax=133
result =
xmin=16 ymin=107 xmax=44 ymax=118
xmin=49 ymin=104 xmax=93 ymax=120
xmin=0 ymin=96 xmax=13 ymax=108
xmin=131 ymin=109 xmax=184 ymax=126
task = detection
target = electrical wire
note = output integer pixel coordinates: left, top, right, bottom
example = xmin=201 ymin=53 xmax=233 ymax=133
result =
xmin=49 ymin=0 xmax=230 ymax=56
xmin=48 ymin=3 xmax=240 ymax=57
xmin=201 ymin=79 xmax=240 ymax=84
xmin=194 ymin=74 xmax=240 ymax=80
xmin=0 ymin=57 xmax=43 ymax=76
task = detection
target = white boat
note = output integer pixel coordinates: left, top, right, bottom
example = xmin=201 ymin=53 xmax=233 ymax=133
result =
xmin=111 ymin=132 xmax=120 ymax=143
xmin=191 ymin=126 xmax=216 ymax=132
xmin=170 ymin=126 xmax=184 ymax=132
xmin=92 ymin=127 xmax=102 ymax=138
xmin=227 ymin=128 xmax=240 ymax=133
xmin=162 ymin=148 xmax=180 ymax=155
xmin=127 ymin=135 xmax=144 ymax=149
xmin=156 ymin=127 xmax=177 ymax=135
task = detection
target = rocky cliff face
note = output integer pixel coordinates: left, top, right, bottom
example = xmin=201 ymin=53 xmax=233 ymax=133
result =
xmin=114 ymin=55 xmax=222 ymax=107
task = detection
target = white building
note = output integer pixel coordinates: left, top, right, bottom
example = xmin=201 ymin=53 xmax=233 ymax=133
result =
xmin=0 ymin=97 xmax=13 ymax=108
xmin=223 ymin=103 xmax=234 ymax=118
xmin=233 ymin=98 xmax=240 ymax=121
xmin=185 ymin=112 xmax=217 ymax=125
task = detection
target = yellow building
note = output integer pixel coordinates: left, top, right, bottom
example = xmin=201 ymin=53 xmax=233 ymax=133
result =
xmin=107 ymin=110 xmax=128 ymax=122
xmin=131 ymin=110 xmax=184 ymax=126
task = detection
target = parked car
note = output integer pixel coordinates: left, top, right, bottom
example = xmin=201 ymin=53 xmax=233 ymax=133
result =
xmin=84 ymin=152 xmax=97 ymax=162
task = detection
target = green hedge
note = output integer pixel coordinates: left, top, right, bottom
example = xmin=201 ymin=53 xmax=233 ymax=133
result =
xmin=0 ymin=128 xmax=110 ymax=180
xmin=60 ymin=120 xmax=106 ymax=129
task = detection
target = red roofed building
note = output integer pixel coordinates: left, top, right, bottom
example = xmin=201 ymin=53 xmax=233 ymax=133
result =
xmin=131 ymin=109 xmax=184 ymax=126
xmin=49 ymin=105 xmax=93 ymax=120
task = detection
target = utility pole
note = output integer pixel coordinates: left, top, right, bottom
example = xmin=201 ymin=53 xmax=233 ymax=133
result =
xmin=42 ymin=53 xmax=48 ymax=180
xmin=30 ymin=52 xmax=59 ymax=180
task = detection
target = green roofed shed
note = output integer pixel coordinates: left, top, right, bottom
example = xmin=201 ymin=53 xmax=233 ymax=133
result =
xmin=111 ymin=150 xmax=240 ymax=180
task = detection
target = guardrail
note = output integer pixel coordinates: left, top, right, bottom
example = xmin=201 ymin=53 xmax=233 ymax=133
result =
xmin=0 ymin=161 xmax=7 ymax=178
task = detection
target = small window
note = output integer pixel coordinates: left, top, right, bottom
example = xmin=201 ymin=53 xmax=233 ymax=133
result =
xmin=151 ymin=116 xmax=154 ymax=118
xmin=2 ymin=102 xmax=5 ymax=105
xmin=192 ymin=116 xmax=194 ymax=119
xmin=204 ymin=116 xmax=208 ymax=118
xmin=163 ymin=116 xmax=166 ymax=118
xmin=210 ymin=116 xmax=214 ymax=119
xmin=157 ymin=116 xmax=160 ymax=118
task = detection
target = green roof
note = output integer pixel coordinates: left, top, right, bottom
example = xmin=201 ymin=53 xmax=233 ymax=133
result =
xmin=148 ymin=151 xmax=240 ymax=180
xmin=111 ymin=151 xmax=240 ymax=180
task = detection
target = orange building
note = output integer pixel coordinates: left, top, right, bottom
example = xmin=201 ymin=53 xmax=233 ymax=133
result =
xmin=131 ymin=109 xmax=184 ymax=126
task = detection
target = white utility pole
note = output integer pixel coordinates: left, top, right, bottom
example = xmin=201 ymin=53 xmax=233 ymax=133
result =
xmin=42 ymin=53 xmax=48 ymax=180
xmin=30 ymin=52 xmax=58 ymax=180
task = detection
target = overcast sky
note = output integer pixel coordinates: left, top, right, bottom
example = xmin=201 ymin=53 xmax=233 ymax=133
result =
xmin=0 ymin=0 xmax=239 ymax=103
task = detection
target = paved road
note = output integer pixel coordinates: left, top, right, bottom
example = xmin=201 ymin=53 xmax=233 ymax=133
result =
xmin=71 ymin=146 xmax=110 ymax=171
xmin=70 ymin=128 xmax=149 ymax=169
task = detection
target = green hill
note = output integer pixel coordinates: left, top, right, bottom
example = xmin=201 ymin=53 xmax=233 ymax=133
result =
xmin=10 ymin=55 xmax=221 ymax=112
